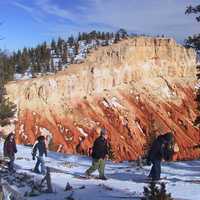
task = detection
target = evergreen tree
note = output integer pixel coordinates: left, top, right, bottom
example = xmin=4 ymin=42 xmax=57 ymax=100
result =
xmin=51 ymin=39 xmax=56 ymax=50
xmin=117 ymin=28 xmax=128 ymax=38
xmin=110 ymin=32 xmax=114 ymax=39
xmin=82 ymin=32 xmax=87 ymax=40
xmin=57 ymin=60 xmax=62 ymax=71
xmin=78 ymin=32 xmax=82 ymax=41
xmin=41 ymin=42 xmax=51 ymax=72
xmin=74 ymin=42 xmax=79 ymax=55
xmin=185 ymin=4 xmax=200 ymax=127
xmin=15 ymin=50 xmax=22 ymax=73
xmin=90 ymin=30 xmax=97 ymax=40
xmin=101 ymin=32 xmax=106 ymax=40
xmin=62 ymin=46 xmax=68 ymax=64
xmin=68 ymin=35 xmax=75 ymax=47
xmin=57 ymin=37 xmax=64 ymax=53
xmin=20 ymin=47 xmax=30 ymax=73
xmin=105 ymin=32 xmax=110 ymax=40
xmin=0 ymin=51 xmax=16 ymax=126
xmin=114 ymin=32 xmax=120 ymax=43
xmin=97 ymin=31 xmax=101 ymax=39
xmin=141 ymin=182 xmax=174 ymax=200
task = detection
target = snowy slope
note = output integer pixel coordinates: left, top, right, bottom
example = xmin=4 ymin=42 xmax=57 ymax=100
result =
xmin=0 ymin=143 xmax=200 ymax=200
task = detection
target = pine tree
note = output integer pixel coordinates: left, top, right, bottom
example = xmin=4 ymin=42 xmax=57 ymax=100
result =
xmin=97 ymin=31 xmax=101 ymax=39
xmin=40 ymin=42 xmax=51 ymax=73
xmin=62 ymin=46 xmax=68 ymax=64
xmin=0 ymin=51 xmax=16 ymax=126
xmin=68 ymin=35 xmax=75 ymax=47
xmin=105 ymin=32 xmax=110 ymax=40
xmin=101 ymin=32 xmax=106 ymax=40
xmin=57 ymin=60 xmax=62 ymax=71
xmin=141 ymin=182 xmax=174 ymax=200
xmin=82 ymin=32 xmax=87 ymax=40
xmin=185 ymin=4 xmax=200 ymax=127
xmin=74 ymin=42 xmax=79 ymax=55
xmin=51 ymin=39 xmax=56 ymax=50
xmin=90 ymin=30 xmax=97 ymax=40
xmin=114 ymin=32 xmax=120 ymax=43
xmin=57 ymin=37 xmax=64 ymax=54
xmin=110 ymin=32 xmax=114 ymax=39
xmin=117 ymin=28 xmax=128 ymax=39
xmin=78 ymin=32 xmax=82 ymax=41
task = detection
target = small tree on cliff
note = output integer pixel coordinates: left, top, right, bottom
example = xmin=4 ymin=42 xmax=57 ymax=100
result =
xmin=185 ymin=4 xmax=200 ymax=127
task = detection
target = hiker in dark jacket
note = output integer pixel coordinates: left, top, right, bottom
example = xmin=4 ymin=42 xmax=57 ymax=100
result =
xmin=32 ymin=136 xmax=47 ymax=174
xmin=147 ymin=132 xmax=173 ymax=181
xmin=3 ymin=132 xmax=17 ymax=172
xmin=85 ymin=128 xmax=109 ymax=180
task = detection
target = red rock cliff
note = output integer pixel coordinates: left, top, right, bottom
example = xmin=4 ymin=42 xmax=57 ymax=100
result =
xmin=5 ymin=37 xmax=200 ymax=161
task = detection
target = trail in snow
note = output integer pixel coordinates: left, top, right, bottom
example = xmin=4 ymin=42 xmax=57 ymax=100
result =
xmin=0 ymin=144 xmax=200 ymax=200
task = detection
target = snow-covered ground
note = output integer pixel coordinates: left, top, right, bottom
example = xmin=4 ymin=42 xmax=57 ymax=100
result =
xmin=0 ymin=143 xmax=200 ymax=200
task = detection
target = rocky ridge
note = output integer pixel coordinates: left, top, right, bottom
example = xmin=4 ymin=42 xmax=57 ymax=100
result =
xmin=5 ymin=37 xmax=200 ymax=161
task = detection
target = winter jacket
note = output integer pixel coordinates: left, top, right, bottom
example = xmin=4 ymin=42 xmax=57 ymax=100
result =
xmin=3 ymin=139 xmax=17 ymax=157
xmin=32 ymin=140 xmax=47 ymax=157
xmin=92 ymin=136 xmax=108 ymax=159
xmin=148 ymin=135 xmax=165 ymax=162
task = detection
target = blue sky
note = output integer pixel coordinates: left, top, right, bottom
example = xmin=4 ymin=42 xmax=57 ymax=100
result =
xmin=0 ymin=0 xmax=200 ymax=51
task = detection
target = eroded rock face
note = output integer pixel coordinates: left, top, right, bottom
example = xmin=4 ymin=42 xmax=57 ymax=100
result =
xmin=5 ymin=37 xmax=200 ymax=161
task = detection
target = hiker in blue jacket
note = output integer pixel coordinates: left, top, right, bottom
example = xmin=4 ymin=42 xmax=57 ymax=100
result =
xmin=32 ymin=136 xmax=47 ymax=174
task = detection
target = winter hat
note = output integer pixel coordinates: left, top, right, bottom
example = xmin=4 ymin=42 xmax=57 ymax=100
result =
xmin=164 ymin=132 xmax=173 ymax=143
xmin=37 ymin=135 xmax=45 ymax=141
xmin=100 ymin=128 xmax=107 ymax=136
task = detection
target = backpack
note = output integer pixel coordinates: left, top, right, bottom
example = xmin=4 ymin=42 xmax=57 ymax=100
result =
xmin=163 ymin=143 xmax=174 ymax=161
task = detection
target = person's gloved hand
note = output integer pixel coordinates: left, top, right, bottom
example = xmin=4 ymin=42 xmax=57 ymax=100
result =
xmin=105 ymin=154 xmax=109 ymax=160
xmin=146 ymin=159 xmax=151 ymax=166
xmin=32 ymin=156 xmax=35 ymax=160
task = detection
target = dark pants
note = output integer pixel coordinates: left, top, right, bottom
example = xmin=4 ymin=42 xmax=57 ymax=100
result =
xmin=149 ymin=160 xmax=161 ymax=180
xmin=8 ymin=155 xmax=15 ymax=171
xmin=34 ymin=156 xmax=45 ymax=174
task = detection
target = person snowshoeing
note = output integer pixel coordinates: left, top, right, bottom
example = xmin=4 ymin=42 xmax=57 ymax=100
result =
xmin=3 ymin=132 xmax=17 ymax=172
xmin=147 ymin=132 xmax=174 ymax=181
xmin=85 ymin=127 xmax=109 ymax=180
xmin=32 ymin=135 xmax=47 ymax=174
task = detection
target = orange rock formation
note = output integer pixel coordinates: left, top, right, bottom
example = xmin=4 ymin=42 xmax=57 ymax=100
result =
xmin=5 ymin=37 xmax=200 ymax=161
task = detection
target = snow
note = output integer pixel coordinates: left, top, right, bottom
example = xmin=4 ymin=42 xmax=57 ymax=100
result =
xmin=161 ymin=85 xmax=172 ymax=98
xmin=102 ymin=97 xmax=124 ymax=109
xmin=48 ymin=79 xmax=57 ymax=90
xmin=136 ymin=122 xmax=144 ymax=134
xmin=195 ymin=82 xmax=200 ymax=90
xmin=109 ymin=97 xmax=124 ymax=109
xmin=142 ymin=62 xmax=152 ymax=71
xmin=102 ymin=99 xmax=110 ymax=108
xmin=77 ymin=127 xmax=88 ymax=137
xmin=0 ymin=143 xmax=200 ymax=200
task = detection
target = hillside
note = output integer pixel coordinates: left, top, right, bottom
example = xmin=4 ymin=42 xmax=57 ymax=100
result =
xmin=5 ymin=36 xmax=200 ymax=161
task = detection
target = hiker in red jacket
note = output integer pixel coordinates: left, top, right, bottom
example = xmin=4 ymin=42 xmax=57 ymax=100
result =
xmin=3 ymin=132 xmax=17 ymax=172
